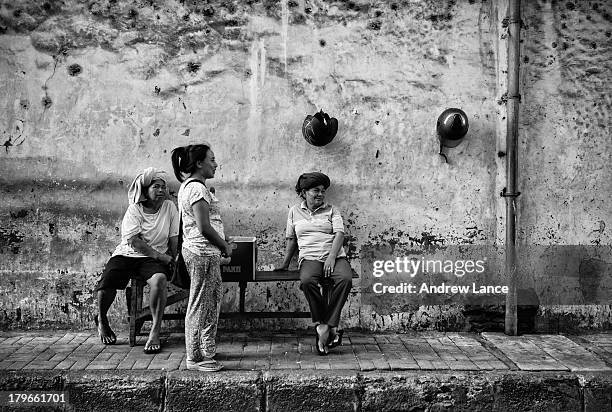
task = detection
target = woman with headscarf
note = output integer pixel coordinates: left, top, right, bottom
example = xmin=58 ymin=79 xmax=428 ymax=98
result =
xmin=276 ymin=172 xmax=352 ymax=355
xmin=95 ymin=167 xmax=179 ymax=354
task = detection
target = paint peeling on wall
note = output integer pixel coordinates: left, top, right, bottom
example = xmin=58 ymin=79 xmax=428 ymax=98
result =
xmin=0 ymin=0 xmax=609 ymax=331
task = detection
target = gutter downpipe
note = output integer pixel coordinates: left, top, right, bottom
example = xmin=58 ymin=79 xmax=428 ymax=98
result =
xmin=504 ymin=0 xmax=521 ymax=336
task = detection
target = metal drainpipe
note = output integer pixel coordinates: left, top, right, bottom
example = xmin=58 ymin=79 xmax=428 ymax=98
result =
xmin=504 ymin=0 xmax=522 ymax=336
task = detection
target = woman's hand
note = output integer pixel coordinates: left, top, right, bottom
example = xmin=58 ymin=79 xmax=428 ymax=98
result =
xmin=222 ymin=241 xmax=233 ymax=258
xmin=276 ymin=238 xmax=298 ymax=272
xmin=323 ymin=255 xmax=336 ymax=277
xmin=130 ymin=235 xmax=175 ymax=266
xmin=157 ymin=253 xmax=173 ymax=266
xmin=220 ymin=237 xmax=234 ymax=264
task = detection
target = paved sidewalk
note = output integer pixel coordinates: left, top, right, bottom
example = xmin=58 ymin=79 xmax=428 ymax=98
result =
xmin=0 ymin=330 xmax=610 ymax=373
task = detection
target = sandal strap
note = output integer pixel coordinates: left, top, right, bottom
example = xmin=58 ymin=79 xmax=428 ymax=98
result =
xmin=198 ymin=360 xmax=218 ymax=365
xmin=188 ymin=359 xmax=220 ymax=366
xmin=187 ymin=359 xmax=223 ymax=371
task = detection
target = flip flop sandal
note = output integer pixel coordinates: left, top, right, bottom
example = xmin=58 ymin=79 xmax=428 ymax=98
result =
xmin=328 ymin=330 xmax=344 ymax=349
xmin=186 ymin=359 xmax=224 ymax=372
xmin=143 ymin=343 xmax=161 ymax=354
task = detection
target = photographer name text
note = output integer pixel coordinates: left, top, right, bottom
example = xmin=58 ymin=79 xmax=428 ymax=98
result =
xmin=372 ymin=282 xmax=508 ymax=294
xmin=370 ymin=257 xmax=507 ymax=295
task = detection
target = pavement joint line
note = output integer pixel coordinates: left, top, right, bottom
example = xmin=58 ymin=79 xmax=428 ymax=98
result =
xmin=566 ymin=334 xmax=612 ymax=368
xmin=421 ymin=337 xmax=452 ymax=369
xmin=475 ymin=333 xmax=519 ymax=371
xmin=447 ymin=334 xmax=496 ymax=370
xmin=485 ymin=334 xmax=573 ymax=371
xmin=527 ymin=335 xmax=610 ymax=371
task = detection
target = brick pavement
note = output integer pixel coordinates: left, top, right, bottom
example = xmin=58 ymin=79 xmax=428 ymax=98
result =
xmin=0 ymin=330 xmax=610 ymax=373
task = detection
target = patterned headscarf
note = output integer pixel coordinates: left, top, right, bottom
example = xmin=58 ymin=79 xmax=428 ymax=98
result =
xmin=127 ymin=167 xmax=169 ymax=205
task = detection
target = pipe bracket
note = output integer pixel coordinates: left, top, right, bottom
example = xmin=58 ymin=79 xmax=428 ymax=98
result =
xmin=500 ymin=188 xmax=521 ymax=197
xmin=507 ymin=93 xmax=522 ymax=102
xmin=502 ymin=17 xmax=525 ymax=28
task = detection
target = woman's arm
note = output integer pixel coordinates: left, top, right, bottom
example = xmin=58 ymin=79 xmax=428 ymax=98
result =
xmin=128 ymin=235 xmax=173 ymax=265
xmin=167 ymin=235 xmax=178 ymax=258
xmin=276 ymin=237 xmax=298 ymax=270
xmin=192 ymin=199 xmax=232 ymax=257
xmin=323 ymin=231 xmax=344 ymax=276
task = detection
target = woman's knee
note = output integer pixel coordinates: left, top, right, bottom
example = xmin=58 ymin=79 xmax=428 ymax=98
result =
xmin=148 ymin=273 xmax=167 ymax=288
xmin=299 ymin=261 xmax=322 ymax=287
xmin=333 ymin=260 xmax=353 ymax=283
xmin=335 ymin=277 xmax=352 ymax=292
xmin=300 ymin=275 xmax=318 ymax=289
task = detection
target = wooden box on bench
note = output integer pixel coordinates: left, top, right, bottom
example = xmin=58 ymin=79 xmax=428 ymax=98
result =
xmin=220 ymin=236 xmax=257 ymax=281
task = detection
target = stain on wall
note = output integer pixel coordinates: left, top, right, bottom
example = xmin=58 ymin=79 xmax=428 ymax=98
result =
xmin=0 ymin=0 xmax=609 ymax=331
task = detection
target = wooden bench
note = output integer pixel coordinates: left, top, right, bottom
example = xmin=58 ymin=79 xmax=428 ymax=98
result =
xmin=126 ymin=269 xmax=358 ymax=346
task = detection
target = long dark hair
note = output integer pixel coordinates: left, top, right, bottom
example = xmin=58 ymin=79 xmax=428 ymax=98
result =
xmin=170 ymin=144 xmax=211 ymax=182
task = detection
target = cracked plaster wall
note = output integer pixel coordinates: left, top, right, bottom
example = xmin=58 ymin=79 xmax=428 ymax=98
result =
xmin=0 ymin=0 xmax=609 ymax=331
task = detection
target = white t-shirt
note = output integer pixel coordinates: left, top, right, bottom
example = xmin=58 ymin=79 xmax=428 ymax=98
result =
xmin=112 ymin=200 xmax=179 ymax=258
xmin=178 ymin=178 xmax=225 ymax=256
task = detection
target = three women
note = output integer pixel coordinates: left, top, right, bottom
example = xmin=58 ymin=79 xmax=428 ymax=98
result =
xmin=99 ymin=148 xmax=350 ymax=364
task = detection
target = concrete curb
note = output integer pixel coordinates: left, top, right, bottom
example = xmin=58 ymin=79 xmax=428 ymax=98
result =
xmin=166 ymin=371 xmax=261 ymax=412
xmin=1 ymin=370 xmax=611 ymax=411
xmin=264 ymin=371 xmax=360 ymax=412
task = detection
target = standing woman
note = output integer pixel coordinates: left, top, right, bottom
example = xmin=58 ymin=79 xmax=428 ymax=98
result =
xmin=171 ymin=144 xmax=232 ymax=372
xmin=276 ymin=172 xmax=352 ymax=355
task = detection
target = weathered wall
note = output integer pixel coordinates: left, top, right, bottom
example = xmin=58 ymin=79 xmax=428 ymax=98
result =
xmin=0 ymin=0 xmax=609 ymax=331
xmin=518 ymin=0 xmax=612 ymax=329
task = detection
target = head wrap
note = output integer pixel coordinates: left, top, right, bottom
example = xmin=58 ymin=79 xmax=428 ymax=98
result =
xmin=127 ymin=167 xmax=169 ymax=205
xmin=295 ymin=172 xmax=331 ymax=195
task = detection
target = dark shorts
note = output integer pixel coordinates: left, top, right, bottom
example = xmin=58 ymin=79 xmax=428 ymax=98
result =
xmin=96 ymin=255 xmax=170 ymax=291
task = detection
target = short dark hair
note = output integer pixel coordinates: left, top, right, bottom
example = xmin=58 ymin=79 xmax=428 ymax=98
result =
xmin=295 ymin=172 xmax=331 ymax=198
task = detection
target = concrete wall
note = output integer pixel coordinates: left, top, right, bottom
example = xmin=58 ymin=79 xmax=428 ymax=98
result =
xmin=518 ymin=0 xmax=612 ymax=329
xmin=0 ymin=0 xmax=610 ymax=331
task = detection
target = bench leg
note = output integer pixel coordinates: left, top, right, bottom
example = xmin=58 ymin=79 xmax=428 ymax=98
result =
xmin=128 ymin=280 xmax=145 ymax=346
xmin=126 ymin=287 xmax=135 ymax=347
xmin=239 ymin=281 xmax=247 ymax=313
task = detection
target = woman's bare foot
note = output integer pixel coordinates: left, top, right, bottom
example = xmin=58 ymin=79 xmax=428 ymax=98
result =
xmin=96 ymin=315 xmax=117 ymax=345
xmin=144 ymin=331 xmax=161 ymax=354
xmin=316 ymin=324 xmax=329 ymax=355
xmin=144 ymin=339 xmax=161 ymax=354
xmin=328 ymin=327 xmax=343 ymax=348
